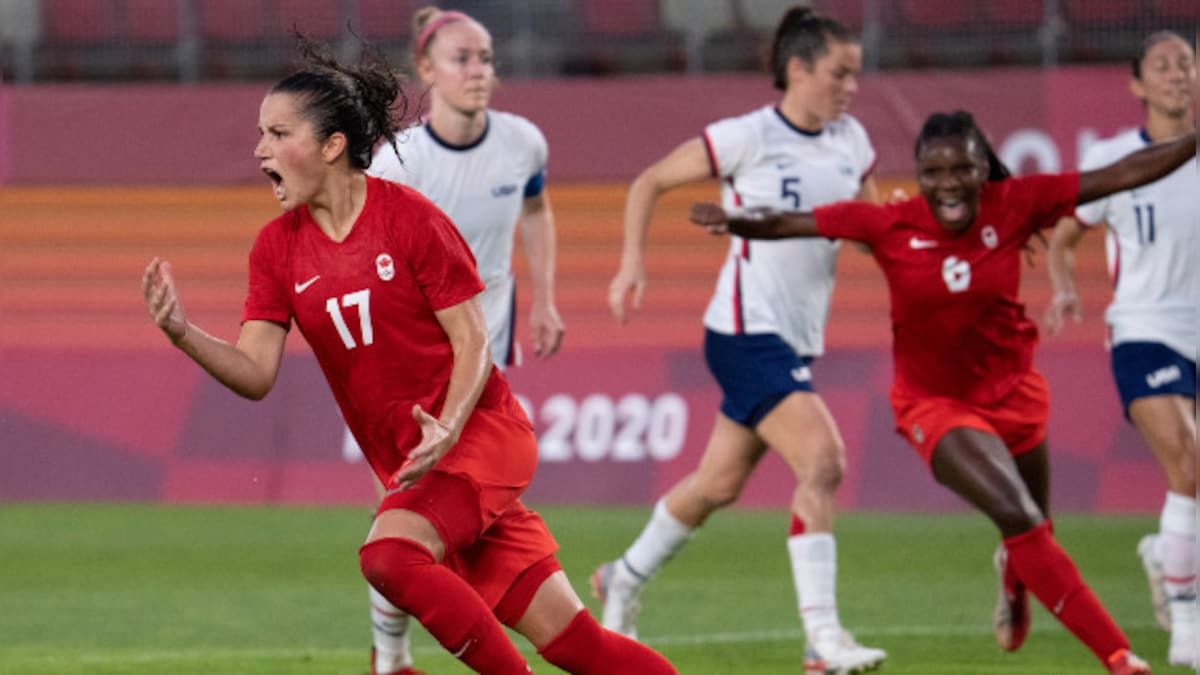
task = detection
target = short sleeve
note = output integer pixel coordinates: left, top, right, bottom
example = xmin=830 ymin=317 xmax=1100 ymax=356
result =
xmin=842 ymin=115 xmax=878 ymax=183
xmin=242 ymin=225 xmax=292 ymax=326
xmin=367 ymin=127 xmax=414 ymax=185
xmin=1074 ymin=143 xmax=1111 ymax=227
xmin=405 ymin=202 xmax=486 ymax=311
xmin=813 ymin=201 xmax=892 ymax=244
xmin=703 ymin=114 xmax=759 ymax=179
xmin=519 ymin=118 xmax=549 ymax=198
xmin=1015 ymin=173 xmax=1080 ymax=230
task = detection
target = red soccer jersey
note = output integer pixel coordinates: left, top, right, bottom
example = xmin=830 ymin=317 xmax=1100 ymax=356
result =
xmin=815 ymin=173 xmax=1079 ymax=404
xmin=242 ymin=176 xmax=529 ymax=483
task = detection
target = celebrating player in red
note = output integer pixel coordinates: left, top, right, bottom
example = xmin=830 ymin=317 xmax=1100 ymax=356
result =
xmin=362 ymin=8 xmax=565 ymax=672
xmin=142 ymin=36 xmax=675 ymax=675
xmin=690 ymin=110 xmax=1195 ymax=675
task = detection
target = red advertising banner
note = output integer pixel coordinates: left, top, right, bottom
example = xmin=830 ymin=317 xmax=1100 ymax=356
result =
xmin=0 ymin=344 xmax=1162 ymax=512
xmin=3 ymin=66 xmax=1143 ymax=184
xmin=0 ymin=75 xmax=10 ymax=184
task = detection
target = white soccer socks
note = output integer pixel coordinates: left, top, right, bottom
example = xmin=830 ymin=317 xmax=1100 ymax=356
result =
xmin=369 ymin=584 xmax=415 ymax=673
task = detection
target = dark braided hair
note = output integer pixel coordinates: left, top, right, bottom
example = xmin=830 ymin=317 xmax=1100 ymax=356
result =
xmin=915 ymin=111 xmax=1011 ymax=181
xmin=272 ymin=34 xmax=407 ymax=170
xmin=768 ymin=6 xmax=857 ymax=91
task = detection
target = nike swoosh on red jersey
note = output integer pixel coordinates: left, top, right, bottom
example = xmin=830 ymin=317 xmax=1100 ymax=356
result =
xmin=294 ymin=275 xmax=321 ymax=293
xmin=908 ymin=237 xmax=938 ymax=249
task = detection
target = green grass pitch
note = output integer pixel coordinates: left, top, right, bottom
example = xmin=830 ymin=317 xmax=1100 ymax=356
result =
xmin=0 ymin=504 xmax=1166 ymax=674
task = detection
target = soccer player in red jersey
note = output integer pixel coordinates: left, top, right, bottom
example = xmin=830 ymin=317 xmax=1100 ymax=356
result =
xmin=690 ymin=110 xmax=1195 ymax=675
xmin=141 ymin=36 xmax=675 ymax=675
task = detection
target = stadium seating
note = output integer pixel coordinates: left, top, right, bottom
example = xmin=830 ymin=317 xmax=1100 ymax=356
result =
xmin=981 ymin=0 xmax=1045 ymax=26
xmin=660 ymin=0 xmax=749 ymax=73
xmin=121 ymin=0 xmax=183 ymax=79
xmin=1152 ymin=0 xmax=1200 ymax=21
xmin=197 ymin=0 xmax=272 ymax=78
xmin=39 ymin=0 xmax=120 ymax=79
xmin=980 ymin=0 xmax=1048 ymax=65
xmin=273 ymin=0 xmax=342 ymax=41
xmin=1064 ymin=0 xmax=1139 ymax=24
xmin=735 ymin=0 xmax=797 ymax=34
xmin=123 ymin=0 xmax=181 ymax=42
xmin=1062 ymin=0 xmax=1144 ymax=63
xmin=566 ymin=0 xmax=684 ymax=75
xmin=357 ymin=0 xmax=417 ymax=42
xmin=899 ymin=0 xmax=973 ymax=28
xmin=17 ymin=0 xmax=1188 ymax=82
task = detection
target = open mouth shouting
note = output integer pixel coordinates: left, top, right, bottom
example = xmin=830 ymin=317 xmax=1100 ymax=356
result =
xmin=263 ymin=167 xmax=285 ymax=203
xmin=935 ymin=197 xmax=968 ymax=225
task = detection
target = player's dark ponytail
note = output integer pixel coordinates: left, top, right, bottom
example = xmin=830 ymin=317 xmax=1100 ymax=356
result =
xmin=768 ymin=6 xmax=857 ymax=91
xmin=271 ymin=33 xmax=408 ymax=170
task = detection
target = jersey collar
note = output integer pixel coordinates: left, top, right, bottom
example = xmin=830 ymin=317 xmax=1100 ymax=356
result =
xmin=773 ymin=107 xmax=823 ymax=138
xmin=425 ymin=112 xmax=490 ymax=152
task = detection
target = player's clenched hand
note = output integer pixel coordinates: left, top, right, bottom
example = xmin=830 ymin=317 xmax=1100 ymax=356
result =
xmin=607 ymin=260 xmax=645 ymax=325
xmin=142 ymin=258 xmax=189 ymax=345
xmin=530 ymin=299 xmax=565 ymax=358
xmin=1043 ymin=291 xmax=1083 ymax=337
xmin=689 ymin=202 xmax=729 ymax=234
xmin=390 ymin=405 xmax=455 ymax=490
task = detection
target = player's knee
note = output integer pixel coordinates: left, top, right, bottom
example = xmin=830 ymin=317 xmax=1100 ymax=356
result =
xmin=359 ymin=537 xmax=435 ymax=605
xmin=990 ymin=499 xmax=1043 ymax=537
xmin=794 ymin=439 xmax=846 ymax=495
xmin=1174 ymin=455 xmax=1196 ymax=492
xmin=1170 ymin=435 xmax=1198 ymax=486
xmin=695 ymin=475 xmax=745 ymax=510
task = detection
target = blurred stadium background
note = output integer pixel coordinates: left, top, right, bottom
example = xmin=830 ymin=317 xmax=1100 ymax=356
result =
xmin=0 ymin=1 xmax=1192 ymax=672
xmin=0 ymin=0 xmax=1197 ymax=81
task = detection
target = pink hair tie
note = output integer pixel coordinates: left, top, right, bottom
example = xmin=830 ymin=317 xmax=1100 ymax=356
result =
xmin=414 ymin=11 xmax=471 ymax=59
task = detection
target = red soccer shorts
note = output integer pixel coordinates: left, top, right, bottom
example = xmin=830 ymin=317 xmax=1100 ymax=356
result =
xmin=890 ymin=369 xmax=1050 ymax=466
xmin=377 ymin=408 xmax=559 ymax=610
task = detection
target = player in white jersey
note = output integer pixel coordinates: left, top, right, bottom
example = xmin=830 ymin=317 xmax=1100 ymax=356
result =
xmin=597 ymin=8 xmax=887 ymax=673
xmin=1045 ymin=30 xmax=1197 ymax=669
xmin=359 ymin=8 xmax=563 ymax=675
xmin=369 ymin=27 xmax=561 ymax=370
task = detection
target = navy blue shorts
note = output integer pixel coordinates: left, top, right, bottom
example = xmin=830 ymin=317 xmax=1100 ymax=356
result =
xmin=1111 ymin=341 xmax=1197 ymax=412
xmin=704 ymin=330 xmax=816 ymax=428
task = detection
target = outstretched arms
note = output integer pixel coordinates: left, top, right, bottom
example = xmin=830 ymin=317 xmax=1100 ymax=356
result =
xmin=142 ymin=258 xmax=286 ymax=400
xmin=1077 ymin=131 xmax=1195 ymax=205
xmin=689 ymin=202 xmax=822 ymax=239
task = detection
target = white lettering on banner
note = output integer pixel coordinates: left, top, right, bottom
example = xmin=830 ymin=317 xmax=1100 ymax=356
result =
xmin=987 ymin=126 xmax=1143 ymax=177
xmin=340 ymin=392 xmax=689 ymax=464
xmin=518 ymin=392 xmax=688 ymax=463
xmin=999 ymin=129 xmax=1060 ymax=174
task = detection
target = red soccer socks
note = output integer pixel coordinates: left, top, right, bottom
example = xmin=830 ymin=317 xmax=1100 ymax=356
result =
xmin=1004 ymin=521 xmax=1129 ymax=665
xmin=539 ymin=608 xmax=677 ymax=674
xmin=360 ymin=537 xmax=530 ymax=675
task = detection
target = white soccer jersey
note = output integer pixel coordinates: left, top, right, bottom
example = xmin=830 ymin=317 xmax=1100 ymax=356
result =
xmin=1075 ymin=128 xmax=1199 ymax=360
xmin=369 ymin=110 xmax=548 ymax=365
xmin=701 ymin=106 xmax=876 ymax=356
